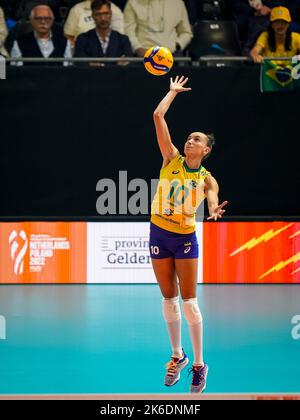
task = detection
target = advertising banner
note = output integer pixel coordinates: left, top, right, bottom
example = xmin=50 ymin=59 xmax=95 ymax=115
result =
xmin=0 ymin=222 xmax=87 ymax=283
xmin=1 ymin=221 xmax=299 ymax=283
xmin=87 ymin=222 xmax=153 ymax=283
xmin=203 ymin=222 xmax=300 ymax=283
xmin=87 ymin=222 xmax=203 ymax=284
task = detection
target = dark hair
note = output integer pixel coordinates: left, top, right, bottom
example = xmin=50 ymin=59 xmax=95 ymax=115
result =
xmin=203 ymin=133 xmax=215 ymax=161
xmin=91 ymin=0 xmax=111 ymax=12
xmin=267 ymin=23 xmax=292 ymax=52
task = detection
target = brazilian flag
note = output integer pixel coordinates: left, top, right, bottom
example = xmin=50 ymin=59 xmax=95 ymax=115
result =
xmin=260 ymin=60 xmax=300 ymax=92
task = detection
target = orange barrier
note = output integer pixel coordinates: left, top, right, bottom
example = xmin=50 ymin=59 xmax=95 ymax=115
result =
xmin=203 ymin=222 xmax=300 ymax=283
xmin=0 ymin=222 xmax=86 ymax=283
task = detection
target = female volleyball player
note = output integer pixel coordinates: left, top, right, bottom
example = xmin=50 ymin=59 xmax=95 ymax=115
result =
xmin=150 ymin=75 xmax=227 ymax=393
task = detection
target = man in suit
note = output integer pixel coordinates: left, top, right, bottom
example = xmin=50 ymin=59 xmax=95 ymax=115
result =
xmin=74 ymin=0 xmax=132 ymax=65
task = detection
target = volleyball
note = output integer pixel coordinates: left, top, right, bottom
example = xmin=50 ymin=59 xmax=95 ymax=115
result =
xmin=144 ymin=46 xmax=174 ymax=76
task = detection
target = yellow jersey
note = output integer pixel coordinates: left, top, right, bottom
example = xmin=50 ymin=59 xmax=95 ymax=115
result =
xmin=257 ymin=31 xmax=300 ymax=66
xmin=151 ymin=154 xmax=210 ymax=234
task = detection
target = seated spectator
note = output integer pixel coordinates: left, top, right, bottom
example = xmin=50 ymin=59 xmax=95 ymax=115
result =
xmin=74 ymin=0 xmax=132 ymax=65
xmin=227 ymin=0 xmax=286 ymax=55
xmin=0 ymin=6 xmax=8 ymax=57
xmin=250 ymin=6 xmax=300 ymax=64
xmin=64 ymin=0 xmax=124 ymax=45
xmin=3 ymin=1 xmax=60 ymax=55
xmin=10 ymin=5 xmax=72 ymax=65
xmin=124 ymin=0 xmax=193 ymax=57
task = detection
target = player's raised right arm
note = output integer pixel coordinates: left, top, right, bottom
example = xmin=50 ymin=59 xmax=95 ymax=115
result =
xmin=153 ymin=76 xmax=191 ymax=167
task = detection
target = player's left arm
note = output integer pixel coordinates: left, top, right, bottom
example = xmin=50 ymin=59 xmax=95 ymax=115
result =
xmin=204 ymin=174 xmax=228 ymax=221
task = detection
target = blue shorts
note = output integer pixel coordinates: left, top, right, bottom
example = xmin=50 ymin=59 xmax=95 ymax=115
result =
xmin=149 ymin=223 xmax=199 ymax=259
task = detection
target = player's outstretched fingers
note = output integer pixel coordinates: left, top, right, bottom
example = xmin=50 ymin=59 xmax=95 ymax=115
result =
xmin=220 ymin=201 xmax=228 ymax=209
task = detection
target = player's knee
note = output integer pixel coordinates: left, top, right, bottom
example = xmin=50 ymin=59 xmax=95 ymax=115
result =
xmin=162 ymin=296 xmax=181 ymax=323
xmin=182 ymin=298 xmax=202 ymax=325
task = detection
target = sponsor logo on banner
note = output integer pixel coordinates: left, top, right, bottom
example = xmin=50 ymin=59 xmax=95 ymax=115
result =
xmin=101 ymin=236 xmax=151 ymax=267
xmin=87 ymin=222 xmax=203 ymax=284
xmin=87 ymin=223 xmax=154 ymax=283
xmin=9 ymin=230 xmax=70 ymax=275
xmin=0 ymin=223 xmax=87 ymax=283
xmin=9 ymin=230 xmax=28 ymax=275
xmin=8 ymin=231 xmax=70 ymax=274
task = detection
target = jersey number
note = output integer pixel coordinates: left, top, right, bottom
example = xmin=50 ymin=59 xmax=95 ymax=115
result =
xmin=151 ymin=246 xmax=160 ymax=255
xmin=167 ymin=180 xmax=189 ymax=205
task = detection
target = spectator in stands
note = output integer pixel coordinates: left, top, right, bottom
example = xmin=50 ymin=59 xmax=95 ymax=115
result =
xmin=10 ymin=5 xmax=72 ymax=65
xmin=0 ymin=6 xmax=8 ymax=57
xmin=124 ymin=0 xmax=193 ymax=57
xmin=64 ymin=0 xmax=124 ymax=45
xmin=227 ymin=0 xmax=287 ymax=54
xmin=250 ymin=6 xmax=300 ymax=63
xmin=74 ymin=0 xmax=132 ymax=65
xmin=4 ymin=1 xmax=61 ymax=55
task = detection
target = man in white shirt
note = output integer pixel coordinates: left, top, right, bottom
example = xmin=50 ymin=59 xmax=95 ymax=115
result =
xmin=11 ymin=5 xmax=72 ymax=66
xmin=0 ymin=6 xmax=8 ymax=57
xmin=64 ymin=0 xmax=124 ymax=45
xmin=124 ymin=0 xmax=193 ymax=57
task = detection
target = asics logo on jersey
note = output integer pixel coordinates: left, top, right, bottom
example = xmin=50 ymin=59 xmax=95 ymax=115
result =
xmin=184 ymin=247 xmax=191 ymax=254
xmin=164 ymin=208 xmax=174 ymax=216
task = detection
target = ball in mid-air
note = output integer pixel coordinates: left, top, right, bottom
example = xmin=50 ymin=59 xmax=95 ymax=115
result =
xmin=144 ymin=46 xmax=174 ymax=76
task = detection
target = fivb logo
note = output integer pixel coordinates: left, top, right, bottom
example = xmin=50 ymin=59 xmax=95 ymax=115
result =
xmin=9 ymin=230 xmax=28 ymax=275
xmin=0 ymin=315 xmax=6 ymax=340
xmin=292 ymin=55 xmax=300 ymax=80
xmin=0 ymin=55 xmax=6 ymax=80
